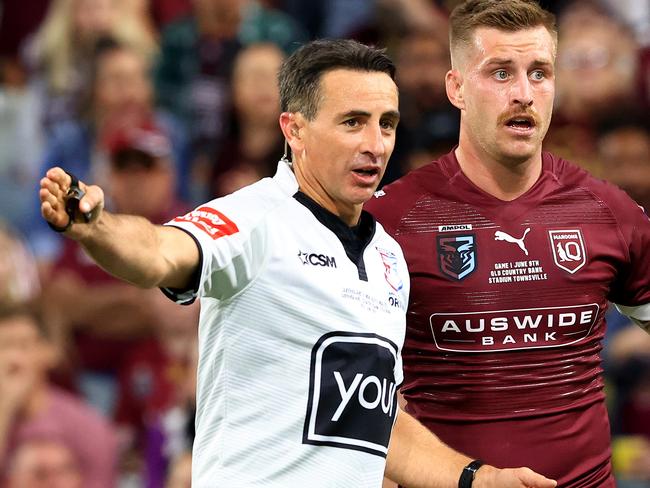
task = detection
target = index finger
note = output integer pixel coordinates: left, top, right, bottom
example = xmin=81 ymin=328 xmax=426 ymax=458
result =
xmin=44 ymin=167 xmax=72 ymax=190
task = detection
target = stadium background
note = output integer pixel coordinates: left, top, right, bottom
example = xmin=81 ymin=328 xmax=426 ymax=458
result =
xmin=0 ymin=0 xmax=649 ymax=486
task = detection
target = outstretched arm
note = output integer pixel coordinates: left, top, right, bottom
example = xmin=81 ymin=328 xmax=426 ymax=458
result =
xmin=39 ymin=167 xmax=198 ymax=289
xmin=386 ymin=410 xmax=557 ymax=488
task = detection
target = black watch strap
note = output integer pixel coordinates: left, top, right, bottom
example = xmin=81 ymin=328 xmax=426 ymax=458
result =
xmin=458 ymin=460 xmax=484 ymax=488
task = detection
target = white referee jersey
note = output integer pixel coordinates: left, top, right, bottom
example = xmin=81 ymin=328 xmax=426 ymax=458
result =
xmin=163 ymin=161 xmax=409 ymax=487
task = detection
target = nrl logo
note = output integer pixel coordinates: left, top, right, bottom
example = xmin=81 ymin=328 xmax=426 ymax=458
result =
xmin=437 ymin=234 xmax=477 ymax=281
xmin=376 ymin=246 xmax=403 ymax=292
xmin=548 ymin=229 xmax=586 ymax=274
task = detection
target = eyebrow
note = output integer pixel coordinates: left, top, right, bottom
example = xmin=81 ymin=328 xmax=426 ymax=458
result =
xmin=485 ymin=58 xmax=513 ymax=67
xmin=485 ymin=58 xmax=553 ymax=69
xmin=530 ymin=59 xmax=554 ymax=70
xmin=340 ymin=110 xmax=401 ymax=120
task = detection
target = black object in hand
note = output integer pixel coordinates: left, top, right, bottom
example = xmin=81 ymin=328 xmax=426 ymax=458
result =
xmin=47 ymin=171 xmax=91 ymax=233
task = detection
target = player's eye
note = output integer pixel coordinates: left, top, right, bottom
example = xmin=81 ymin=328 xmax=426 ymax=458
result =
xmin=494 ymin=70 xmax=509 ymax=80
xmin=530 ymin=70 xmax=545 ymax=81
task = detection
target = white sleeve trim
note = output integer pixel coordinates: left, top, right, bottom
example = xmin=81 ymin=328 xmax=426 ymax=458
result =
xmin=615 ymin=302 xmax=650 ymax=321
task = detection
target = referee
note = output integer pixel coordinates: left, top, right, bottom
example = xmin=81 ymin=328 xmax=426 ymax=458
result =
xmin=40 ymin=39 xmax=555 ymax=488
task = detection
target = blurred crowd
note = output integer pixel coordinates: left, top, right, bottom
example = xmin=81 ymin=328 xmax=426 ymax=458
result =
xmin=0 ymin=0 xmax=649 ymax=486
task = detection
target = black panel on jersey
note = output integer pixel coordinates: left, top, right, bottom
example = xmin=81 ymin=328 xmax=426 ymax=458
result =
xmin=294 ymin=191 xmax=376 ymax=281
xmin=302 ymin=331 xmax=400 ymax=457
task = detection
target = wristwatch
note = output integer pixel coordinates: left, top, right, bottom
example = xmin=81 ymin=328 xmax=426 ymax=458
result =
xmin=458 ymin=460 xmax=484 ymax=488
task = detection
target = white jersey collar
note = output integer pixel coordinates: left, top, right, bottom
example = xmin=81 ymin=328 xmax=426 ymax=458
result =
xmin=273 ymin=160 xmax=300 ymax=195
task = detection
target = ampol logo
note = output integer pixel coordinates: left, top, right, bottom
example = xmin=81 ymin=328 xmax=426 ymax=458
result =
xmin=548 ymin=229 xmax=586 ymax=274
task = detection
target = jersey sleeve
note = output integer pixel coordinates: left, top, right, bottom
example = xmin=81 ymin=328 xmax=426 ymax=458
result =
xmin=365 ymin=183 xmax=412 ymax=236
xmin=609 ymin=196 xmax=650 ymax=327
xmin=365 ymin=194 xmax=394 ymax=235
xmin=161 ymin=188 xmax=269 ymax=304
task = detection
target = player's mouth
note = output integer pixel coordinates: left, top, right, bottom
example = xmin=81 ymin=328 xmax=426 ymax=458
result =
xmin=504 ymin=115 xmax=536 ymax=135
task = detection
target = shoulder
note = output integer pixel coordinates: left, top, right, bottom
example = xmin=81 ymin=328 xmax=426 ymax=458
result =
xmin=169 ymin=175 xmax=293 ymax=238
xmin=549 ymin=152 xmax=646 ymax=219
xmin=547 ymin=152 xmax=649 ymax=240
xmin=366 ymin=162 xmax=444 ymax=234
xmin=374 ymin=220 xmax=406 ymax=257
xmin=214 ymin=175 xmax=292 ymax=219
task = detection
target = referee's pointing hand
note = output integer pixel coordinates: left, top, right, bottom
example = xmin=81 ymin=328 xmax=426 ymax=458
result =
xmin=39 ymin=166 xmax=104 ymax=239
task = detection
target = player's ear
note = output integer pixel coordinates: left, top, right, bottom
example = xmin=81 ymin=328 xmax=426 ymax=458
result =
xmin=279 ymin=112 xmax=306 ymax=155
xmin=446 ymin=69 xmax=465 ymax=110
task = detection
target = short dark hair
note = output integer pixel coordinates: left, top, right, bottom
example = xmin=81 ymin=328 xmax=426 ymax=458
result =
xmin=278 ymin=39 xmax=396 ymax=120
xmin=450 ymin=0 xmax=557 ymax=57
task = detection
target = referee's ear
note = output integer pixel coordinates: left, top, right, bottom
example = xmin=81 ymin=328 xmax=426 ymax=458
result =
xmin=279 ymin=111 xmax=305 ymax=156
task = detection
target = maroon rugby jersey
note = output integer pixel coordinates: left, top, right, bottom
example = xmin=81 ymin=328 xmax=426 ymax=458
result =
xmin=366 ymin=150 xmax=650 ymax=488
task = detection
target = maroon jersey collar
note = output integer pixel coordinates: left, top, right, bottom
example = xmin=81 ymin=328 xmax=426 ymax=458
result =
xmin=432 ymin=149 xmax=559 ymax=222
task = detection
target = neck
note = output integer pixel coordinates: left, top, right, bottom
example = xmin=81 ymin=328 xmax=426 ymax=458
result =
xmin=455 ymin=132 xmax=543 ymax=201
xmin=293 ymin=160 xmax=360 ymax=227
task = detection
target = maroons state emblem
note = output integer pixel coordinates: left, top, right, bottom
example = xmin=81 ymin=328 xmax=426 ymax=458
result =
xmin=548 ymin=229 xmax=587 ymax=274
xmin=437 ymin=234 xmax=477 ymax=281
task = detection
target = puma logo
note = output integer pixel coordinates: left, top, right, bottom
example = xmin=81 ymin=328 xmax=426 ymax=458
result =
xmin=494 ymin=228 xmax=531 ymax=255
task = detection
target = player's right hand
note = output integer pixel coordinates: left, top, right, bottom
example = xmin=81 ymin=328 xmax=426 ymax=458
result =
xmin=39 ymin=167 xmax=104 ymax=240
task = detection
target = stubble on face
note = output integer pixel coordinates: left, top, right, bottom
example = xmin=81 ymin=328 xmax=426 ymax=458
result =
xmin=457 ymin=26 xmax=556 ymax=169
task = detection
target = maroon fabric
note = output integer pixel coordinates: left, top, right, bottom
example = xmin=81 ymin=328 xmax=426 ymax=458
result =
xmin=149 ymin=0 xmax=192 ymax=29
xmin=114 ymin=339 xmax=188 ymax=440
xmin=366 ymin=150 xmax=650 ymax=487
xmin=52 ymin=238 xmax=139 ymax=372
xmin=0 ymin=0 xmax=49 ymax=57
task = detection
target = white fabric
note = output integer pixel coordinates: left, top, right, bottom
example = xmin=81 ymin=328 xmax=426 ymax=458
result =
xmin=616 ymin=302 xmax=650 ymax=321
xmin=164 ymin=161 xmax=409 ymax=487
xmin=615 ymin=302 xmax=650 ymax=332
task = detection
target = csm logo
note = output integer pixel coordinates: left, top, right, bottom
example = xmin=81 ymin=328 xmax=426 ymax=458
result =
xmin=298 ymin=251 xmax=337 ymax=268
xmin=303 ymin=332 xmax=399 ymax=457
